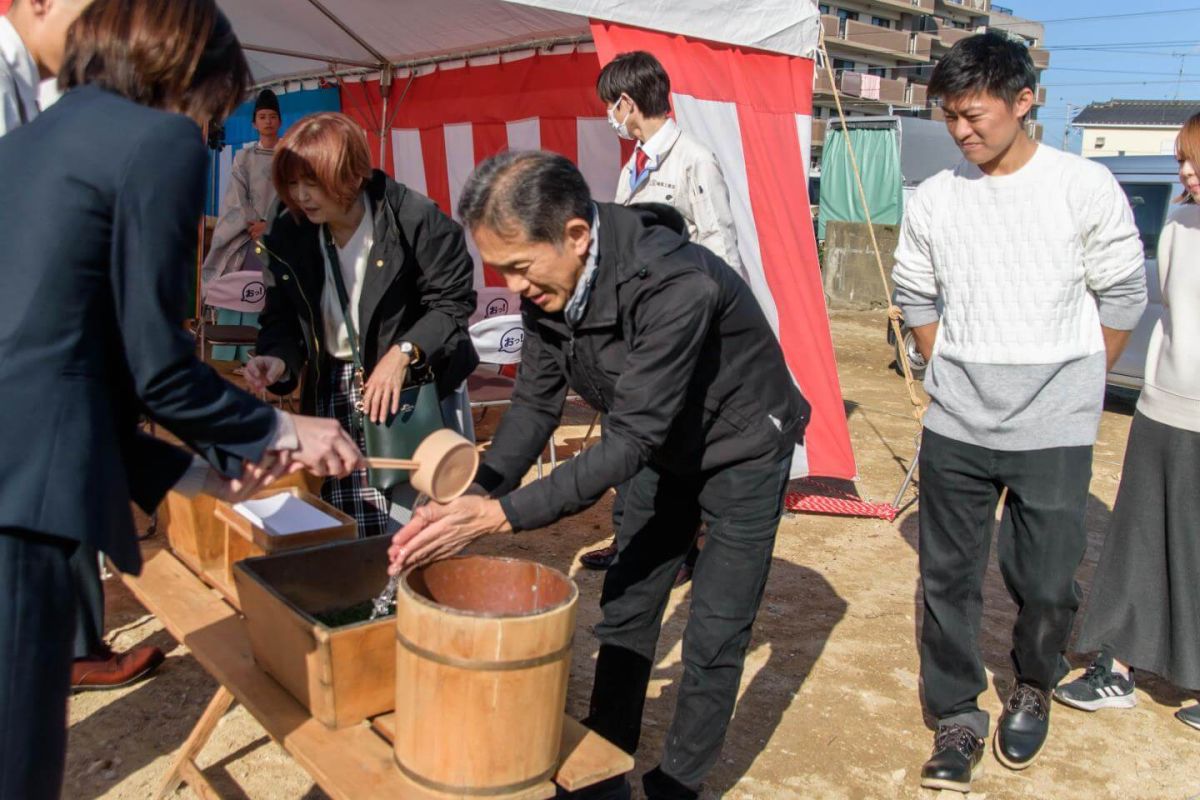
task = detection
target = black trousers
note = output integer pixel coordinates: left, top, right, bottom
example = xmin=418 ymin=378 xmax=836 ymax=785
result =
xmin=584 ymin=451 xmax=792 ymax=798
xmin=0 ymin=529 xmax=77 ymax=800
xmin=69 ymin=543 xmax=105 ymax=659
xmin=917 ymin=429 xmax=1092 ymax=738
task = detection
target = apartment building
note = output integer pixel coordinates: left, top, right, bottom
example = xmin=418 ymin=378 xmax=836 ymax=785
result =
xmin=812 ymin=0 xmax=1048 ymax=161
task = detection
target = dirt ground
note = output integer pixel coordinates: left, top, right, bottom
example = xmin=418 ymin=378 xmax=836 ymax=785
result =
xmin=65 ymin=309 xmax=1200 ymax=800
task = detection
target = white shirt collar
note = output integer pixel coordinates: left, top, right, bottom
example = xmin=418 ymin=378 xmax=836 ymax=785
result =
xmin=0 ymin=17 xmax=40 ymax=120
xmin=637 ymin=118 xmax=680 ymax=168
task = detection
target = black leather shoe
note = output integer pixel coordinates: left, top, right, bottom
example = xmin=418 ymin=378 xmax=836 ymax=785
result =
xmin=920 ymin=724 xmax=985 ymax=793
xmin=995 ymin=682 xmax=1051 ymax=770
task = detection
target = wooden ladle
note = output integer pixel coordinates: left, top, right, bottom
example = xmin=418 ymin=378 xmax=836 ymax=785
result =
xmin=365 ymin=429 xmax=479 ymax=503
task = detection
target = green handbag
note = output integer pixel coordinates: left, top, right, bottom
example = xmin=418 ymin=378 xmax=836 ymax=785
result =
xmin=321 ymin=224 xmax=444 ymax=492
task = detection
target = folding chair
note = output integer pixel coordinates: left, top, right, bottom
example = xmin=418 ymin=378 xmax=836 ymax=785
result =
xmin=467 ymin=313 xmax=558 ymax=477
xmin=196 ymin=271 xmax=266 ymax=363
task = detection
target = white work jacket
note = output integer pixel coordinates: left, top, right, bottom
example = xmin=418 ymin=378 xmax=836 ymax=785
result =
xmin=615 ymin=120 xmax=746 ymax=281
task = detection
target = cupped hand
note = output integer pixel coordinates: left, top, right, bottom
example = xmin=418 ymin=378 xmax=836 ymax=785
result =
xmin=387 ymin=495 xmax=511 ymax=574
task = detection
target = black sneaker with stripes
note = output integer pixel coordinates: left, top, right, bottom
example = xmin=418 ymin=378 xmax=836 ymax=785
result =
xmin=1054 ymin=655 xmax=1136 ymax=711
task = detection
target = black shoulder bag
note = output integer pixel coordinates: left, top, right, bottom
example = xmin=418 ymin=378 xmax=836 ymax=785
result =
xmin=321 ymin=224 xmax=444 ymax=492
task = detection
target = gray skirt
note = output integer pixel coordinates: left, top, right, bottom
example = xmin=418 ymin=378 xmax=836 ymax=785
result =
xmin=1076 ymin=411 xmax=1200 ymax=690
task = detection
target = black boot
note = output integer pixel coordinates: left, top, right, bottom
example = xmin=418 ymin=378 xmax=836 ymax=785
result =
xmin=920 ymin=724 xmax=984 ymax=793
xmin=995 ymin=682 xmax=1050 ymax=770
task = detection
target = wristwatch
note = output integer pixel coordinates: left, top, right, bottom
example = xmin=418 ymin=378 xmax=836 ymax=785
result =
xmin=398 ymin=341 xmax=423 ymax=366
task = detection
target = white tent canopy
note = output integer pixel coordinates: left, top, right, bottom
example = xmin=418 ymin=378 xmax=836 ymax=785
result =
xmin=219 ymin=0 xmax=820 ymax=85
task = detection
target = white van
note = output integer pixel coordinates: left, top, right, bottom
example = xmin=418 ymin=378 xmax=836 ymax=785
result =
xmin=1096 ymin=155 xmax=1173 ymax=390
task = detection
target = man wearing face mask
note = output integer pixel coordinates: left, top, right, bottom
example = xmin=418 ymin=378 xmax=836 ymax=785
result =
xmin=600 ymin=51 xmax=744 ymax=281
xmin=581 ymin=50 xmax=747 ymax=576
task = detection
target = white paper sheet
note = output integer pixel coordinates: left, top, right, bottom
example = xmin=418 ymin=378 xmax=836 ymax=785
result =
xmin=233 ymin=494 xmax=341 ymax=536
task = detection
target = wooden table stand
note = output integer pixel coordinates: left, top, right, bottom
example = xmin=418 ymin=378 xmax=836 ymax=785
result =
xmin=122 ymin=542 xmax=633 ymax=799
xmin=156 ymin=686 xmax=235 ymax=800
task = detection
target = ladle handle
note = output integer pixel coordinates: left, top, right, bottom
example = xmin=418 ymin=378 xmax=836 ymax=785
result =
xmin=366 ymin=457 xmax=420 ymax=470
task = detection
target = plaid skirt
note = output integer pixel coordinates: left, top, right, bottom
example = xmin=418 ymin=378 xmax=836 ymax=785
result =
xmin=316 ymin=359 xmax=390 ymax=538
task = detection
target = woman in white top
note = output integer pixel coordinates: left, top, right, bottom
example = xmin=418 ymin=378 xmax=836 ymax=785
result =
xmin=245 ymin=113 xmax=478 ymax=537
xmin=1056 ymin=113 xmax=1200 ymax=730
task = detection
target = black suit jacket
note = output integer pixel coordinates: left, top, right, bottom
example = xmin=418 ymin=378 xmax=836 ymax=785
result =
xmin=0 ymin=85 xmax=277 ymax=573
xmin=478 ymin=202 xmax=809 ymax=531
xmin=256 ymin=170 xmax=477 ymax=410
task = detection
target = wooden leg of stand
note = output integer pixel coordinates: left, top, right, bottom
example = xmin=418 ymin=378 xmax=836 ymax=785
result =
xmin=156 ymin=686 xmax=235 ymax=799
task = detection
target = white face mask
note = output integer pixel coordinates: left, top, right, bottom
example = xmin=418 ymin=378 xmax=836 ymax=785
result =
xmin=606 ymin=100 xmax=634 ymax=141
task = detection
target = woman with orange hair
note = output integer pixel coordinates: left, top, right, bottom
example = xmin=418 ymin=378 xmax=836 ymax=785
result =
xmin=1056 ymin=113 xmax=1200 ymax=730
xmin=245 ymin=112 xmax=477 ymax=536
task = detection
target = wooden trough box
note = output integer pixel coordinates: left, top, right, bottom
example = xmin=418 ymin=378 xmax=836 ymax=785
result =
xmin=165 ymin=480 xmax=354 ymax=606
xmin=233 ymin=536 xmax=397 ymax=728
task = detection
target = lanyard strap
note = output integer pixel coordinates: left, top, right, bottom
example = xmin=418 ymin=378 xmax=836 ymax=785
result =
xmin=320 ymin=224 xmax=365 ymax=376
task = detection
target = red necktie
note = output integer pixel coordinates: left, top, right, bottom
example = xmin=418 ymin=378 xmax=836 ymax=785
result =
xmin=634 ymin=148 xmax=649 ymax=176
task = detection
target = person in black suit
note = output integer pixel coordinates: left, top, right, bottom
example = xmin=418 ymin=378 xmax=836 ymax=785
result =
xmin=0 ymin=3 xmax=361 ymax=797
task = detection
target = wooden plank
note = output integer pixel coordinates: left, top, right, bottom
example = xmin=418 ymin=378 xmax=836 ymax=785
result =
xmin=553 ymin=718 xmax=635 ymax=792
xmin=371 ymin=714 xmax=633 ymax=793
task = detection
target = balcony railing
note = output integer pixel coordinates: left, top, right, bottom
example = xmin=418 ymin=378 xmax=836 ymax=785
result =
xmin=908 ymin=82 xmax=928 ymax=108
xmin=937 ymin=27 xmax=973 ymax=47
xmin=871 ymin=0 xmax=936 ymax=10
xmin=844 ymin=19 xmax=910 ymax=54
xmin=1035 ymin=86 xmax=1046 ymax=106
xmin=812 ymin=119 xmax=826 ymax=147
xmin=940 ymin=0 xmax=990 ymax=12
xmin=1030 ymin=47 xmax=1050 ymax=69
xmin=839 ymin=72 xmax=910 ymax=104
xmin=822 ymin=14 xmax=937 ymax=60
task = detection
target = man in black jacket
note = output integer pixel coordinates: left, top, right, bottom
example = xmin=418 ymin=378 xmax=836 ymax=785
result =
xmin=389 ymin=150 xmax=808 ymax=799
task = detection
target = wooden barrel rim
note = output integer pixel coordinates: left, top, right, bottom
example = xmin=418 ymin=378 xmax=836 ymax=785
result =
xmin=399 ymin=555 xmax=578 ymax=619
xmin=395 ymin=756 xmax=556 ymax=796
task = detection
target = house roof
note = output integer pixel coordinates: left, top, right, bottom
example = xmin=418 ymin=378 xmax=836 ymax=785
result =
xmin=1072 ymin=99 xmax=1200 ymax=129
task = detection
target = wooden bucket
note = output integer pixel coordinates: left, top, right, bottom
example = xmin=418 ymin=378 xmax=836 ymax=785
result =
xmin=393 ymin=556 xmax=578 ymax=798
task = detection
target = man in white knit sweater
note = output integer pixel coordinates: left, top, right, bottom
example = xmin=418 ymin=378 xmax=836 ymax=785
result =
xmin=891 ymin=33 xmax=1146 ymax=793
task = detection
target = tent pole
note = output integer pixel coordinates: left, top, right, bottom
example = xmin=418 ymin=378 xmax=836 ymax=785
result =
xmin=241 ymin=43 xmax=376 ymax=68
xmin=304 ymin=0 xmax=389 ymax=63
xmin=196 ymin=122 xmax=208 ymax=321
xmin=379 ymin=64 xmax=393 ymax=167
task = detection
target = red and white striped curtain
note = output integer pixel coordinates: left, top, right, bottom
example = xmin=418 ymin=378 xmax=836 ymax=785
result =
xmin=339 ymin=31 xmax=856 ymax=480
xmin=339 ymin=49 xmax=631 ymax=289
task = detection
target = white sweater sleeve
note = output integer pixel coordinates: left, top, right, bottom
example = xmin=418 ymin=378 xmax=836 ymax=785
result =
xmin=1081 ymin=171 xmax=1147 ymax=330
xmin=891 ymin=185 xmax=939 ymax=327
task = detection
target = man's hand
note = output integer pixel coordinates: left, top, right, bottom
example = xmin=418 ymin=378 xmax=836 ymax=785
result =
xmin=363 ymin=344 xmax=410 ymax=425
xmin=244 ymin=355 xmax=287 ymax=394
xmin=387 ymin=495 xmax=512 ymax=574
xmin=203 ymin=452 xmax=294 ymax=502
xmin=909 ymin=321 xmax=939 ymax=364
xmin=1101 ymin=326 xmax=1133 ymax=372
xmin=290 ymin=414 xmax=364 ymax=477
xmin=247 ymin=220 xmax=268 ymax=241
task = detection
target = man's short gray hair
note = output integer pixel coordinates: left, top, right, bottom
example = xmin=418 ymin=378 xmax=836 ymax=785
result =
xmin=458 ymin=150 xmax=593 ymax=244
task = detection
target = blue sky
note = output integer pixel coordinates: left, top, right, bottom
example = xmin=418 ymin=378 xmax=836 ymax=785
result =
xmin=1001 ymin=0 xmax=1200 ymax=151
